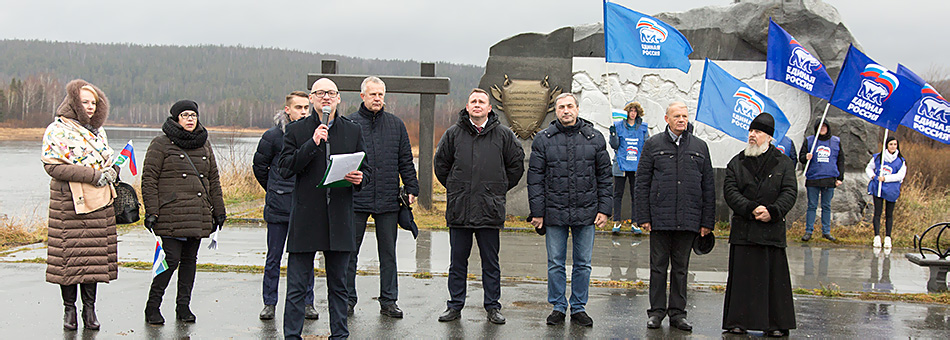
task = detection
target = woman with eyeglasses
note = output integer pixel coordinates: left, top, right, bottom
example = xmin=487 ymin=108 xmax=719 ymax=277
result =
xmin=41 ymin=79 xmax=118 ymax=331
xmin=141 ymin=100 xmax=226 ymax=324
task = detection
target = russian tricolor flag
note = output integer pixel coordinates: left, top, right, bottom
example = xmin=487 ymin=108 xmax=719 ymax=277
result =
xmin=114 ymin=140 xmax=137 ymax=175
xmin=152 ymin=234 xmax=168 ymax=277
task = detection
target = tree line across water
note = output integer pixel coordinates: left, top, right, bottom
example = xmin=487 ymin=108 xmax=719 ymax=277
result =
xmin=0 ymin=39 xmax=483 ymax=139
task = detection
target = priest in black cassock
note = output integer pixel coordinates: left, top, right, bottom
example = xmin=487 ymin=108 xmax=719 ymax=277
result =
xmin=721 ymin=112 xmax=798 ymax=337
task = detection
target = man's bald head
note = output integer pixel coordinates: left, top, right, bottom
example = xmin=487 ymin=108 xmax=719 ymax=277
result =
xmin=309 ymin=78 xmax=342 ymax=119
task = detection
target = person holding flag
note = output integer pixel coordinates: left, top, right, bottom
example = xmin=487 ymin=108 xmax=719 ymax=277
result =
xmin=798 ymin=120 xmax=844 ymax=242
xmin=864 ymin=137 xmax=906 ymax=249
xmin=609 ymin=101 xmax=648 ymax=234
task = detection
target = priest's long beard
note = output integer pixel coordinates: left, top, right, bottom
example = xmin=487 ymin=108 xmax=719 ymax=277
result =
xmin=744 ymin=141 xmax=770 ymax=157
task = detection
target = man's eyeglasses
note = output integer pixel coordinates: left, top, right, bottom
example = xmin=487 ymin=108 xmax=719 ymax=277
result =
xmin=180 ymin=113 xmax=198 ymax=119
xmin=311 ymin=90 xmax=339 ymax=97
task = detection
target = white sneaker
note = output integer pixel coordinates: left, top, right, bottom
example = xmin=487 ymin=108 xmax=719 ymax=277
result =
xmin=873 ymin=235 xmax=882 ymax=248
xmin=883 ymin=236 xmax=892 ymax=249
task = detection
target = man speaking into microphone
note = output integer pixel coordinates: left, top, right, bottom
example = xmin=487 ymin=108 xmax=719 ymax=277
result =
xmin=278 ymin=78 xmax=367 ymax=339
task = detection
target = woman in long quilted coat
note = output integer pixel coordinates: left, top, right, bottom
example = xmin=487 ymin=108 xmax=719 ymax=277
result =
xmin=41 ymin=79 xmax=119 ymax=331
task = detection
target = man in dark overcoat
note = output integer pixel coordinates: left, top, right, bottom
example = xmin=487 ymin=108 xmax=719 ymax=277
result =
xmin=721 ymin=112 xmax=797 ymax=337
xmin=278 ymin=78 xmax=366 ymax=339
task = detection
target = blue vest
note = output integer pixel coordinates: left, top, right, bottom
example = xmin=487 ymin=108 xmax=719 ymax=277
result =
xmin=774 ymin=136 xmax=795 ymax=160
xmin=614 ymin=120 xmax=649 ymax=172
xmin=867 ymin=153 xmax=904 ymax=202
xmin=804 ymin=135 xmax=840 ymax=180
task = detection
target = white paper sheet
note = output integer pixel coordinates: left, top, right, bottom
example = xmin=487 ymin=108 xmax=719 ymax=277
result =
xmin=322 ymin=151 xmax=365 ymax=186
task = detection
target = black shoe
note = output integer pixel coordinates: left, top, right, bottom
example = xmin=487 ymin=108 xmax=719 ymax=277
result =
xmin=487 ymin=308 xmax=506 ymax=324
xmin=570 ymin=311 xmax=593 ymax=327
xmin=176 ymin=305 xmax=196 ymax=323
xmin=347 ymin=303 xmax=355 ymax=316
xmin=380 ymin=303 xmax=404 ymax=318
xmin=82 ymin=307 xmax=100 ymax=330
xmin=670 ymin=317 xmax=693 ymax=331
xmin=438 ymin=307 xmax=461 ymax=322
xmin=725 ymin=327 xmax=747 ymax=334
xmin=64 ymin=304 xmax=78 ymax=330
xmin=822 ymin=233 xmax=837 ymax=242
xmin=767 ymin=329 xmax=789 ymax=337
xmin=259 ymin=305 xmax=276 ymax=320
xmin=546 ymin=310 xmax=565 ymax=325
xmin=801 ymin=233 xmax=812 ymax=241
xmin=304 ymin=305 xmax=319 ymax=320
xmin=647 ymin=315 xmax=662 ymax=329
xmin=145 ymin=307 xmax=164 ymax=325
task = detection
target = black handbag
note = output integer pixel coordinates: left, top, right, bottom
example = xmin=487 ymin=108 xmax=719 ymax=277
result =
xmin=113 ymin=181 xmax=140 ymax=224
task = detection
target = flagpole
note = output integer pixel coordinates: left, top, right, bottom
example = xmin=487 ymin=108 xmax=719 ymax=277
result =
xmin=876 ymin=129 xmax=888 ymax=197
xmin=802 ymin=102 xmax=831 ymax=173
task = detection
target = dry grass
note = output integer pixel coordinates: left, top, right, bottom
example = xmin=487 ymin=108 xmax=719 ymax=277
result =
xmin=0 ymin=215 xmax=47 ymax=251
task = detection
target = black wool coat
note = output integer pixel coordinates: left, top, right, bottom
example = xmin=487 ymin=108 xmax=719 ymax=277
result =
xmin=348 ymin=103 xmax=419 ymax=214
xmin=278 ymin=109 xmax=367 ymax=253
xmin=724 ymin=145 xmax=798 ymax=248
xmin=434 ymin=109 xmax=525 ymax=229
xmin=634 ymin=126 xmax=715 ymax=232
xmin=527 ymin=118 xmax=613 ymax=227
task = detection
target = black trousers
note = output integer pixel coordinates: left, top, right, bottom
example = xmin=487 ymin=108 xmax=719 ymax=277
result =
xmin=613 ymin=171 xmax=636 ymax=222
xmin=347 ymin=212 xmax=399 ymax=307
xmin=284 ymin=250 xmax=350 ymax=339
xmin=447 ymin=228 xmax=501 ymax=311
xmin=147 ymin=237 xmax=200 ymax=309
xmin=872 ymin=196 xmax=896 ymax=237
xmin=648 ymin=230 xmax=694 ymax=319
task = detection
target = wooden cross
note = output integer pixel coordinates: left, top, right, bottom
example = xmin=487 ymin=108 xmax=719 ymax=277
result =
xmin=308 ymin=59 xmax=451 ymax=209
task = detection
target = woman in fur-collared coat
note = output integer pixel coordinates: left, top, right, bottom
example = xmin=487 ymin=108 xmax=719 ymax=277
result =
xmin=41 ymin=79 xmax=119 ymax=331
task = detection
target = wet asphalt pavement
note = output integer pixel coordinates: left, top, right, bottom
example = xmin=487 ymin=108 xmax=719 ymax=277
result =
xmin=2 ymin=224 xmax=948 ymax=338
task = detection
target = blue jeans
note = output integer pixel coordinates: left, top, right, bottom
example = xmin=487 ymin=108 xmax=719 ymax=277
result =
xmin=545 ymin=224 xmax=595 ymax=314
xmin=805 ymin=186 xmax=835 ymax=234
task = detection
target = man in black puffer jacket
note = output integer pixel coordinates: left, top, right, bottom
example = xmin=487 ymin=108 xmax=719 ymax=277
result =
xmin=527 ymin=93 xmax=611 ymax=327
xmin=635 ymin=102 xmax=715 ymax=332
xmin=252 ymin=91 xmax=317 ymax=321
xmin=434 ymin=88 xmax=524 ymax=325
xmin=346 ymin=77 xmax=419 ymax=318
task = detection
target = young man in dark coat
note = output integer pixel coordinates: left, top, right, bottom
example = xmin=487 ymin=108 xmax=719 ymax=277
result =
xmin=635 ymin=102 xmax=715 ymax=332
xmin=527 ymin=93 xmax=612 ymax=327
xmin=722 ymin=113 xmax=798 ymax=337
xmin=277 ymin=78 xmax=366 ymax=339
xmin=434 ymin=88 xmax=525 ymax=325
xmin=251 ymin=91 xmax=317 ymax=321
xmin=346 ymin=77 xmax=419 ymax=318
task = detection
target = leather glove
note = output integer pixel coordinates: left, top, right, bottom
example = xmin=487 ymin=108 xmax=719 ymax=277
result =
xmin=95 ymin=168 xmax=117 ymax=187
xmin=144 ymin=214 xmax=158 ymax=232
xmin=213 ymin=214 xmax=227 ymax=232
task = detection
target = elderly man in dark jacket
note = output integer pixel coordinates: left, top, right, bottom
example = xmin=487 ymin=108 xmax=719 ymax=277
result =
xmin=346 ymin=76 xmax=419 ymax=318
xmin=635 ymin=102 xmax=714 ymax=332
xmin=252 ymin=91 xmax=317 ymax=321
xmin=722 ymin=113 xmax=797 ymax=337
xmin=434 ymin=88 xmax=525 ymax=325
xmin=528 ymin=93 xmax=612 ymax=327
xmin=278 ymin=78 xmax=366 ymax=339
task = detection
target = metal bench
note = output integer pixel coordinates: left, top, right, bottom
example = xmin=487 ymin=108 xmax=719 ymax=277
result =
xmin=905 ymin=222 xmax=950 ymax=293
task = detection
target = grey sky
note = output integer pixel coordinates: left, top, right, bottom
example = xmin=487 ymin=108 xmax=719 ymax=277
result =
xmin=0 ymin=0 xmax=946 ymax=78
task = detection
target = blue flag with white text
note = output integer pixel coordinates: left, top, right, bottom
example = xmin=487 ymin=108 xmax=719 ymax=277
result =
xmin=696 ymin=59 xmax=791 ymax=143
xmin=896 ymin=64 xmax=950 ymax=144
xmin=604 ymin=1 xmax=693 ymax=73
xmin=766 ymin=19 xmax=835 ymax=100
xmin=829 ymin=45 xmax=921 ymax=131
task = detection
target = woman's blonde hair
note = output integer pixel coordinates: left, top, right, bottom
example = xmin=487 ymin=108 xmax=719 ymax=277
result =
xmin=80 ymin=85 xmax=99 ymax=102
xmin=623 ymin=101 xmax=644 ymax=117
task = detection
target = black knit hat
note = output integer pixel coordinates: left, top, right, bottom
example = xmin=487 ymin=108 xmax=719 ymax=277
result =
xmin=749 ymin=112 xmax=775 ymax=137
xmin=170 ymin=100 xmax=199 ymax=120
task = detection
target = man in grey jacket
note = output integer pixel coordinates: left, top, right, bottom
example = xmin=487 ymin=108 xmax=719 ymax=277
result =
xmin=635 ymin=102 xmax=715 ymax=332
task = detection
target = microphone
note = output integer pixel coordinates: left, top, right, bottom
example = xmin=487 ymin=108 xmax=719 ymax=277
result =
xmin=322 ymin=106 xmax=331 ymax=126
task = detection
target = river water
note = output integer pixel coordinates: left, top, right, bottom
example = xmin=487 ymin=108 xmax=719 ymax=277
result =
xmin=0 ymin=127 xmax=262 ymax=217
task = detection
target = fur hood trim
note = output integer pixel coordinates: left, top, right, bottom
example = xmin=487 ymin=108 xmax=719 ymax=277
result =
xmin=56 ymin=79 xmax=109 ymax=129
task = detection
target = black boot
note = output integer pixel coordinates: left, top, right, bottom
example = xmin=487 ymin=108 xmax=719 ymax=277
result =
xmin=176 ymin=304 xmax=196 ymax=322
xmin=145 ymin=272 xmax=171 ymax=325
xmin=80 ymin=283 xmax=100 ymax=330
xmin=61 ymin=284 xmax=78 ymax=331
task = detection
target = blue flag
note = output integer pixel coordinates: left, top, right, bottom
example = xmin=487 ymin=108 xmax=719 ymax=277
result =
xmin=829 ymin=45 xmax=922 ymax=131
xmin=766 ymin=19 xmax=835 ymax=100
xmin=696 ymin=59 xmax=791 ymax=143
xmin=896 ymin=64 xmax=950 ymax=144
xmin=604 ymin=1 xmax=693 ymax=73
